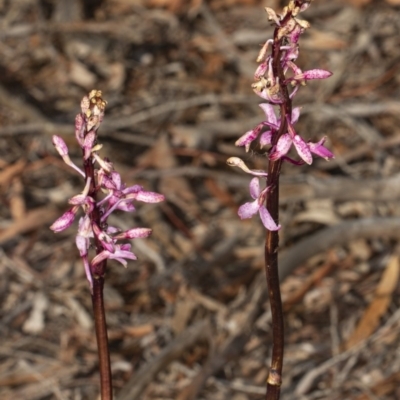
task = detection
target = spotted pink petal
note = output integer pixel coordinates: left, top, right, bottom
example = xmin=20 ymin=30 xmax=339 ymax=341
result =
xmin=75 ymin=114 xmax=85 ymax=146
xmin=69 ymin=193 xmax=87 ymax=205
xmin=91 ymin=250 xmax=110 ymax=267
xmin=135 ymin=191 xmax=165 ymax=203
xmin=110 ymin=172 xmax=122 ymax=189
xmin=309 ymin=137 xmax=334 ymax=160
xmin=123 ymin=184 xmax=143 ymax=195
xmin=76 ymin=235 xmax=89 ymax=257
xmin=293 ymin=135 xmax=312 ymax=165
xmin=259 ymin=206 xmax=280 ymax=231
xmin=297 ymin=69 xmax=332 ymax=81
xmin=98 ymin=172 xmax=117 ymax=190
xmin=286 ymin=118 xmax=297 ymax=138
xmin=106 ymin=226 xmax=119 ymax=234
xmin=50 ymin=208 xmax=77 ymax=232
xmin=249 ymin=177 xmax=261 ymax=199
xmin=291 ymin=107 xmax=301 ymax=124
xmin=81 ymin=255 xmax=93 ymax=291
xmin=83 ymin=131 xmax=96 ymax=160
xmin=115 ymin=201 xmax=136 ymax=213
xmin=238 ymin=200 xmax=260 ymax=220
xmin=288 ymin=24 xmax=303 ymax=44
xmin=52 ymin=135 xmax=69 ymax=156
xmin=108 ymin=244 xmax=138 ymax=266
xmin=235 ymin=129 xmax=260 ymax=150
xmin=270 ymin=133 xmax=292 ymax=161
xmin=77 ymin=215 xmax=93 ymax=238
xmin=254 ymin=61 xmax=268 ymax=80
xmin=260 ymin=130 xmax=273 ymax=147
xmin=259 ymin=103 xmax=278 ymax=126
xmin=114 ymin=227 xmax=152 ymax=240
xmin=289 ymin=62 xmax=302 ymax=76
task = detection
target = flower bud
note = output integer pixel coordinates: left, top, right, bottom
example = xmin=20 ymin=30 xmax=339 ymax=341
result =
xmin=50 ymin=207 xmax=78 ymax=232
xmin=114 ymin=227 xmax=152 ymax=240
xmin=52 ymin=135 xmax=69 ymax=157
xmin=135 ymin=191 xmax=165 ymax=203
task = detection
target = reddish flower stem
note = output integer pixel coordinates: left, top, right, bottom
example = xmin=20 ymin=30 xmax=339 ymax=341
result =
xmin=264 ymin=160 xmax=284 ymax=400
xmin=92 ymin=276 xmax=113 ymax=400
xmin=84 ymin=152 xmax=113 ymax=399
xmin=264 ymin=8 xmax=295 ymax=400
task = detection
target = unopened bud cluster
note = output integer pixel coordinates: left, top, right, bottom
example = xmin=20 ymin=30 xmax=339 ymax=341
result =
xmin=50 ymin=90 xmax=164 ymax=289
xmin=228 ymin=0 xmax=333 ymax=231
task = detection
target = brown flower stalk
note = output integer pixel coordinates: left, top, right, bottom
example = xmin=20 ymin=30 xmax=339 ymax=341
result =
xmin=227 ymin=1 xmax=333 ymax=398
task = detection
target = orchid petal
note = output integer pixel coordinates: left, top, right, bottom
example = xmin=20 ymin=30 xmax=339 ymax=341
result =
xmin=235 ymin=128 xmax=260 ymax=150
xmin=83 ymin=131 xmax=96 ymax=160
xmin=270 ymin=133 xmax=292 ymax=161
xmin=52 ymin=135 xmax=69 ymax=156
xmin=259 ymin=206 xmax=280 ymax=231
xmin=309 ymin=137 xmax=334 ymax=160
xmin=288 ymin=24 xmax=303 ymax=44
xmin=114 ymin=227 xmax=152 ymax=240
xmin=123 ymin=184 xmax=143 ymax=195
xmin=75 ymin=114 xmax=85 ymax=146
xmin=291 ymin=107 xmax=301 ymax=124
xmin=259 ymin=131 xmax=273 ymax=147
xmin=259 ymin=103 xmax=278 ymax=126
xmin=82 ymin=255 xmax=93 ymax=291
xmin=110 ymin=172 xmax=122 ymax=189
xmin=293 ymin=135 xmax=312 ymax=165
xmin=50 ymin=208 xmax=77 ymax=232
xmin=116 ymin=202 xmax=136 ymax=212
xmin=91 ymin=251 xmax=110 ymax=267
xmin=249 ymin=177 xmax=261 ymax=199
xmin=77 ymin=215 xmax=93 ymax=238
xmin=296 ymin=69 xmax=332 ymax=81
xmin=135 ymin=191 xmax=165 ymax=203
xmin=110 ymin=257 xmax=128 ymax=267
xmin=106 ymin=225 xmax=120 ymax=234
xmin=76 ymin=235 xmax=89 ymax=257
xmin=238 ymin=200 xmax=260 ymax=219
xmin=254 ymin=61 xmax=268 ymax=79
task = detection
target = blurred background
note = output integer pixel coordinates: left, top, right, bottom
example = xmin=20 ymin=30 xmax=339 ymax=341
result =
xmin=1 ymin=0 xmax=400 ymax=399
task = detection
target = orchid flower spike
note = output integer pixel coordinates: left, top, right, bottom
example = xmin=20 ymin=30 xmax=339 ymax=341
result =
xmin=50 ymin=90 xmax=165 ymax=288
xmin=227 ymin=0 xmax=333 ymax=231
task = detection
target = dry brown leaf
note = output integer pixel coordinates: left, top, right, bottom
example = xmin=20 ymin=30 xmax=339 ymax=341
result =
xmin=204 ymin=178 xmax=236 ymax=210
xmin=65 ymin=296 xmax=93 ymax=330
xmin=123 ymin=324 xmax=154 ymax=337
xmin=0 ymin=207 xmax=59 ymax=245
xmin=303 ymin=30 xmax=348 ymax=51
xmin=146 ymin=0 xmax=187 ymax=12
xmin=283 ymin=258 xmax=336 ymax=311
xmin=345 ymin=0 xmax=372 ymax=6
xmin=171 ymin=287 xmax=197 ymax=334
xmin=0 ymin=363 xmax=65 ymax=386
xmin=353 ymin=371 xmax=400 ymax=400
xmin=9 ymin=178 xmax=26 ymax=220
xmin=344 ymin=255 xmax=399 ymax=350
xmin=0 ymin=160 xmax=26 ymax=187
xmin=138 ymin=136 xmax=199 ymax=213
xmin=22 ymin=292 xmax=48 ymax=334
xmin=69 ymin=60 xmax=97 ymax=89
